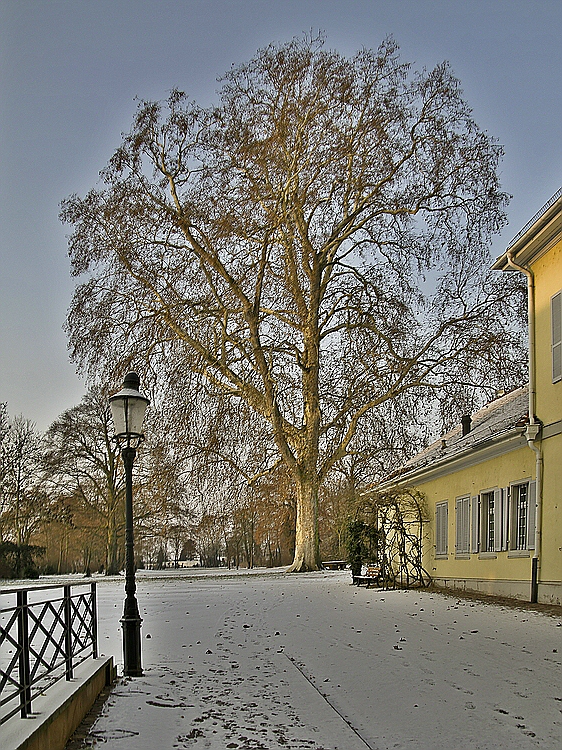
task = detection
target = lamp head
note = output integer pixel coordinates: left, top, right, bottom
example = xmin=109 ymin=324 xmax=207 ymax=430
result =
xmin=109 ymin=372 xmax=150 ymax=449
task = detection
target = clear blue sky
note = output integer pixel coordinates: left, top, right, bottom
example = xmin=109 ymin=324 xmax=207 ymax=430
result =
xmin=1 ymin=0 xmax=561 ymax=431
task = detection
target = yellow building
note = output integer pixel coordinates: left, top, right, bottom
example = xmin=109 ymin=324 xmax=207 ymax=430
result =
xmin=387 ymin=188 xmax=562 ymax=604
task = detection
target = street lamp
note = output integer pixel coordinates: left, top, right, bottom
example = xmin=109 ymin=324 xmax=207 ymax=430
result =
xmin=109 ymin=371 xmax=150 ymax=677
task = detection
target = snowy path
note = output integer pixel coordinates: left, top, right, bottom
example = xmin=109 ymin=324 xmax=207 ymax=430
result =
xmin=85 ymin=569 xmax=562 ymax=750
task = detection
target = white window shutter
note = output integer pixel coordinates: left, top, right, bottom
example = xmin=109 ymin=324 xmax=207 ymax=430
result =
xmin=471 ymin=496 xmax=480 ymax=554
xmin=527 ymin=481 xmax=537 ymax=550
xmin=441 ymin=502 xmax=448 ymax=554
xmin=493 ymin=488 xmax=502 ymax=551
xmin=455 ymin=498 xmax=462 ymax=553
xmin=510 ymin=485 xmax=518 ymax=550
xmin=552 ymin=292 xmax=562 ymax=383
xmin=456 ymin=497 xmax=470 ymax=554
xmin=465 ymin=496 xmax=471 ymax=553
xmin=463 ymin=496 xmax=470 ymax=553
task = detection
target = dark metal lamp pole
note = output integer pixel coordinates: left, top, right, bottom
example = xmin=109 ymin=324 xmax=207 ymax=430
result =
xmin=109 ymin=372 xmax=150 ymax=677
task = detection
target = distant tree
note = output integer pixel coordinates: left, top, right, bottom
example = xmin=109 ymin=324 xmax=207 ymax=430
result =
xmin=0 ymin=415 xmax=47 ymax=576
xmin=0 ymin=403 xmax=8 ymax=448
xmin=43 ymin=388 xmax=123 ymax=574
xmin=36 ymin=491 xmax=101 ymax=575
xmin=0 ymin=541 xmax=44 ymax=579
xmin=179 ymin=539 xmax=197 ymax=561
xmin=62 ymin=35 xmax=524 ymax=571
xmin=155 ymin=544 xmax=167 ymax=570
xmin=0 ymin=402 xmax=10 ymax=539
xmin=133 ymin=425 xmax=195 ymax=567
xmin=194 ymin=513 xmax=226 ymax=567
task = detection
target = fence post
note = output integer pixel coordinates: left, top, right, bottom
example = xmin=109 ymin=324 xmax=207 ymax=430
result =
xmin=17 ymin=590 xmax=31 ymax=718
xmin=64 ymin=585 xmax=73 ymax=679
xmin=91 ymin=582 xmax=98 ymax=659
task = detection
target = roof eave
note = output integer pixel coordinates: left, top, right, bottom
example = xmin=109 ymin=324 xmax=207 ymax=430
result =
xmin=375 ymin=425 xmax=527 ymax=492
xmin=492 ymin=189 xmax=562 ymax=271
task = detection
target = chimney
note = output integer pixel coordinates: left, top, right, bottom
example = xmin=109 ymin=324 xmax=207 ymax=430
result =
xmin=461 ymin=415 xmax=472 ymax=436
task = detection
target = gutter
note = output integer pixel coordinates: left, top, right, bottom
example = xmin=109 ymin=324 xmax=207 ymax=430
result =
xmin=506 ymin=249 xmax=543 ymax=603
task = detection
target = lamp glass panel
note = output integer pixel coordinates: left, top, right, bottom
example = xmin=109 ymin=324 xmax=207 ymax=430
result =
xmin=127 ymin=397 xmax=149 ymax=435
xmin=110 ymin=397 xmax=127 ymax=435
xmin=110 ymin=386 xmax=149 ymax=437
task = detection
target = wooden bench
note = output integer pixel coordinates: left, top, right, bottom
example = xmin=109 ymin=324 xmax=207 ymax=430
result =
xmin=321 ymin=560 xmax=348 ymax=570
xmin=353 ymin=565 xmax=382 ymax=587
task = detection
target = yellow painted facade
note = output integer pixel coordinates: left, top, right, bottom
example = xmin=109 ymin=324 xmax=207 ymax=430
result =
xmin=392 ymin=189 xmax=562 ymax=604
xmin=529 ymin=207 xmax=562 ymax=601
xmin=417 ymin=444 xmax=537 ymax=600
xmin=533 ymin=225 xmax=562 ymax=419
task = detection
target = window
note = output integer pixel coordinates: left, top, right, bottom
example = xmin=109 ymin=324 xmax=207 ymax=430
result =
xmin=510 ymin=481 xmax=536 ymax=550
xmin=436 ymin=501 xmax=448 ymax=555
xmin=480 ymin=489 xmax=502 ymax=552
xmin=455 ymin=496 xmax=470 ymax=555
xmin=553 ymin=291 xmax=562 ymax=383
xmin=515 ymin=483 xmax=528 ymax=549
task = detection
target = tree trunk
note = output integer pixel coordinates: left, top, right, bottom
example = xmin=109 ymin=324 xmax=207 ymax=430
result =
xmin=106 ymin=511 xmax=119 ymax=575
xmin=286 ymin=472 xmax=321 ymax=572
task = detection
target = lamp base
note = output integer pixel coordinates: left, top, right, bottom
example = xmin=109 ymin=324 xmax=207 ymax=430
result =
xmin=121 ymin=615 xmax=143 ymax=677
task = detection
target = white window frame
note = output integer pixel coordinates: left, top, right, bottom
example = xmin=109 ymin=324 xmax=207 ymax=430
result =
xmin=552 ymin=291 xmax=562 ymax=383
xmin=435 ymin=501 xmax=448 ymax=556
xmin=455 ymin=495 xmax=470 ymax=555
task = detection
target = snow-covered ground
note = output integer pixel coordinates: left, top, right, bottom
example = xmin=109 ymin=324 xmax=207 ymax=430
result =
xmin=83 ymin=568 xmax=561 ymax=749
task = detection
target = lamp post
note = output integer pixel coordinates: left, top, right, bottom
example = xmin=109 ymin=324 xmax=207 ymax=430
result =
xmin=109 ymin=372 xmax=150 ymax=677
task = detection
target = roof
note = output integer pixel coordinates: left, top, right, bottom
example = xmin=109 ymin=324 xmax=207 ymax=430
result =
xmin=492 ymin=187 xmax=562 ymax=271
xmin=386 ymin=385 xmax=529 ymax=484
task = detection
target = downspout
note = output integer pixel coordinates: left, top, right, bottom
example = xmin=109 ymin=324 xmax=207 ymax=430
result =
xmin=506 ymin=250 xmax=543 ymax=603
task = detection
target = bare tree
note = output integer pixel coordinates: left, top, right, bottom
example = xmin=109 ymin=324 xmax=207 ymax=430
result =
xmin=1 ymin=416 xmax=45 ymax=545
xmin=0 ymin=403 xmax=10 ymax=540
xmin=133 ymin=424 xmax=196 ymax=566
xmin=62 ymin=35 xmax=524 ymax=571
xmin=0 ymin=414 xmax=47 ymax=576
xmin=43 ymin=387 xmax=123 ymax=574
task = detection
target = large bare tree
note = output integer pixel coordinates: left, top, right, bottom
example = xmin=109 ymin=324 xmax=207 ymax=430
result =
xmin=62 ymin=36 xmax=524 ymax=571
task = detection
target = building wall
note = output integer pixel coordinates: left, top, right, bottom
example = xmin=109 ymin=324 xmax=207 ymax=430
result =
xmin=533 ymin=233 xmax=562 ymax=420
xmin=415 ymin=216 xmax=562 ymax=604
xmin=416 ymin=445 xmax=543 ymax=602
xmin=530 ymin=232 xmax=562 ymax=603
xmin=537 ymin=433 xmax=562 ymax=603
xmin=390 ymin=197 xmax=562 ymax=604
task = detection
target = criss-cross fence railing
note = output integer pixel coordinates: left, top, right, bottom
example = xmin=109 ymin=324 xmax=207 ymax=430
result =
xmin=0 ymin=582 xmax=98 ymax=725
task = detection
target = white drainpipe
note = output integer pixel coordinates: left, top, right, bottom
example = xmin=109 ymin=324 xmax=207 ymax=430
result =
xmin=506 ymin=249 xmax=543 ymax=603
